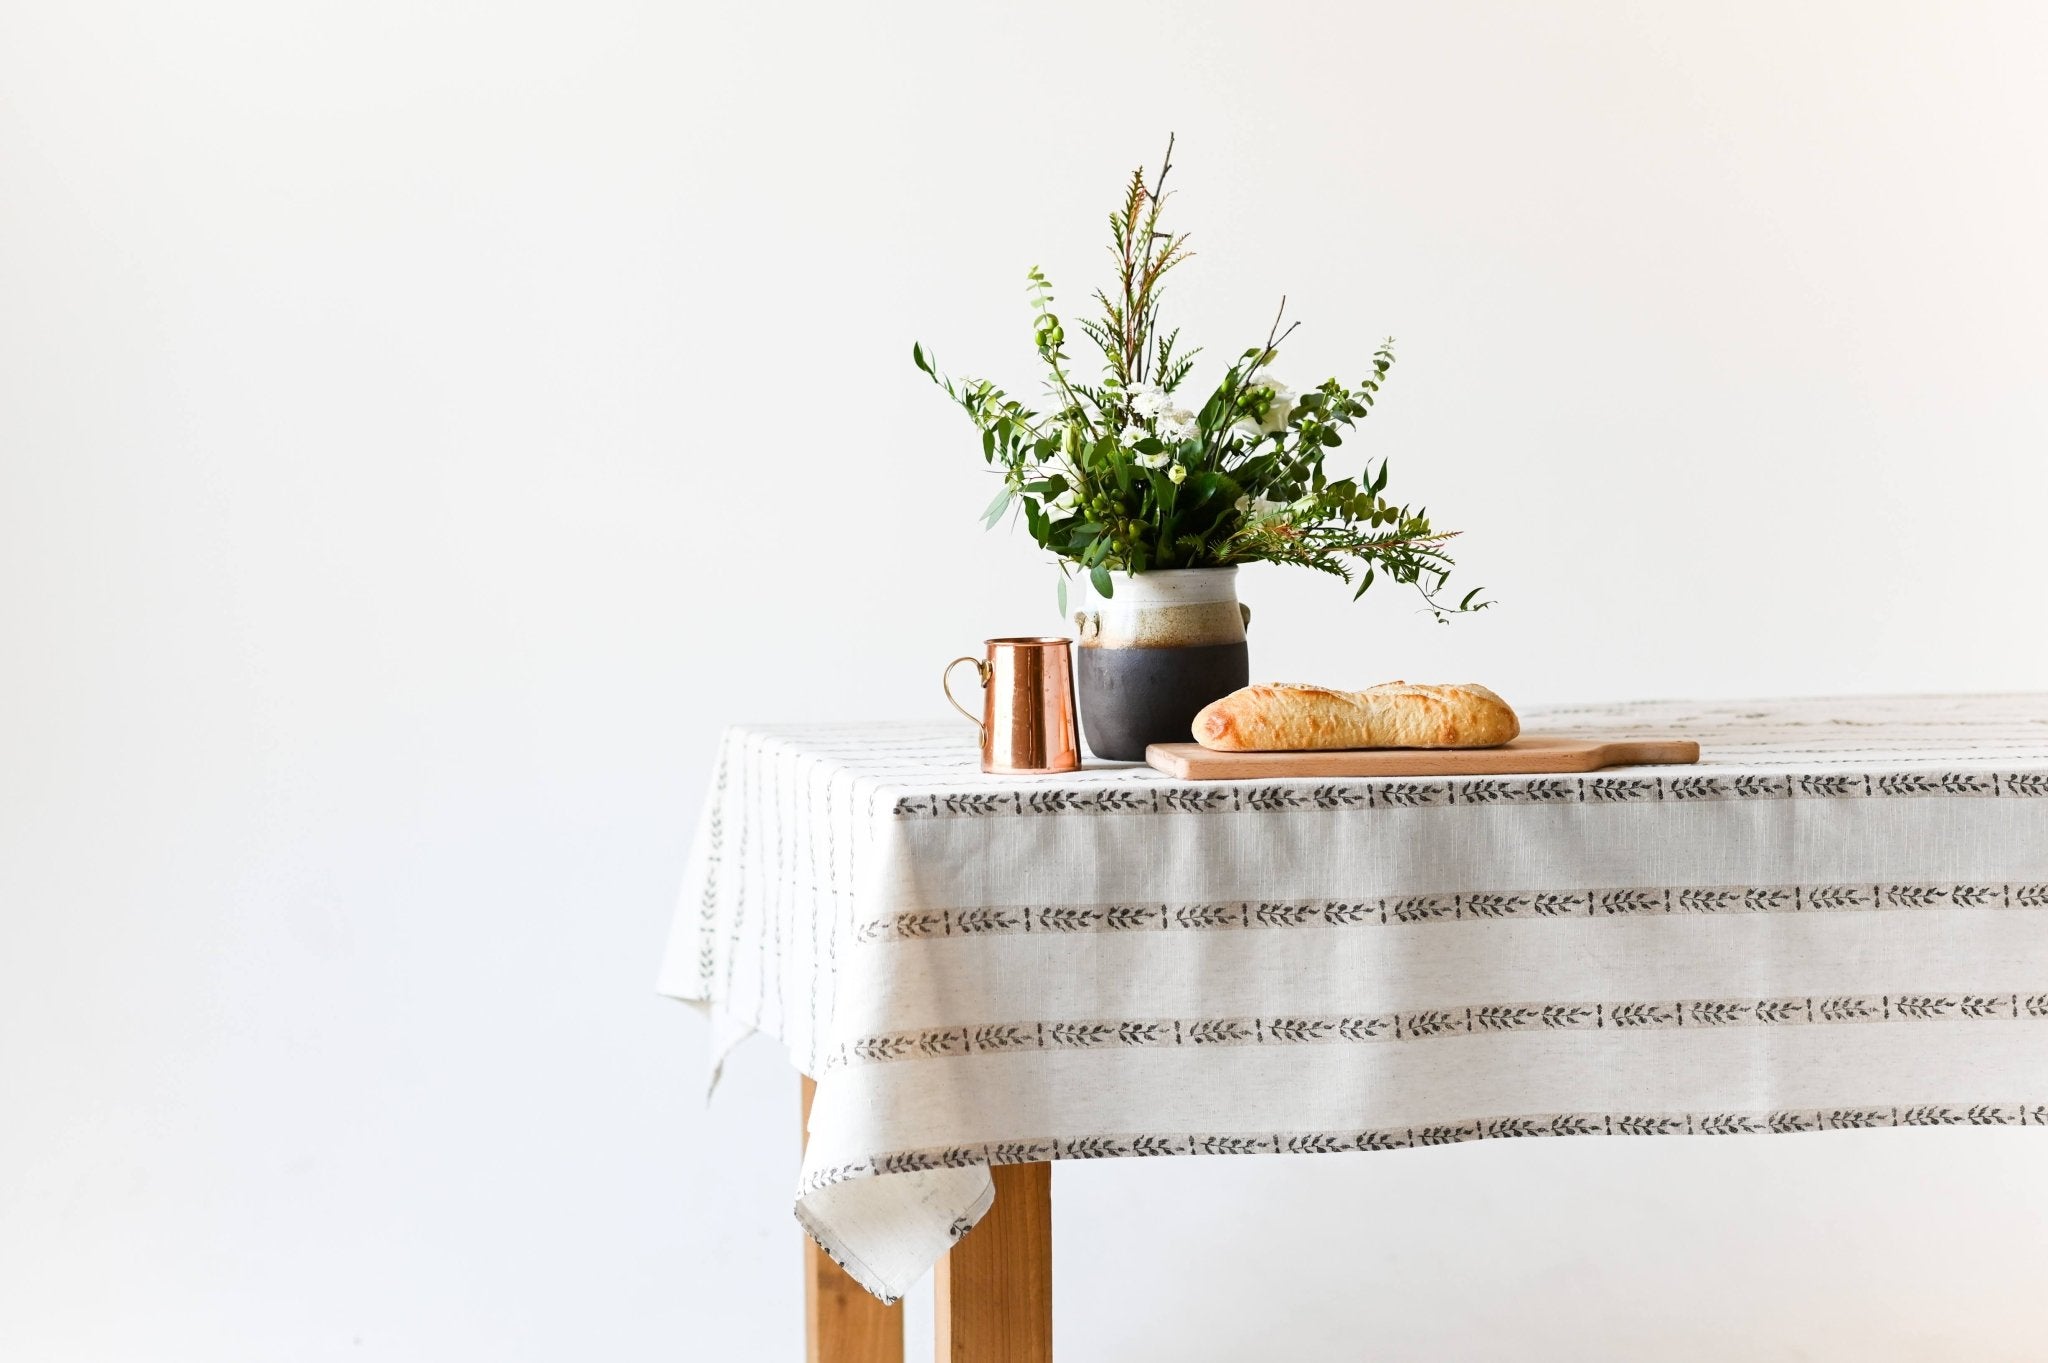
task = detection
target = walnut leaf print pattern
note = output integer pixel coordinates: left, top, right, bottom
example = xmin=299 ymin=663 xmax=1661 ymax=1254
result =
xmin=830 ymin=991 xmax=2048 ymax=1071
xmin=856 ymin=881 xmax=2048 ymax=941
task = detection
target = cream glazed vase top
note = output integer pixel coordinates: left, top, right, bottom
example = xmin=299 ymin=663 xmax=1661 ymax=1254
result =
xmin=1071 ymin=566 xmax=1252 ymax=762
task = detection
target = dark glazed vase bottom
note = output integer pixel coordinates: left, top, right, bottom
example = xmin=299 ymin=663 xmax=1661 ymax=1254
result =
xmin=1077 ymin=641 xmax=1250 ymax=762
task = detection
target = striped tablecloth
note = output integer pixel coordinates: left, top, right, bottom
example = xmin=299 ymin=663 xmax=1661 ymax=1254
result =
xmin=658 ymin=694 xmax=2048 ymax=1302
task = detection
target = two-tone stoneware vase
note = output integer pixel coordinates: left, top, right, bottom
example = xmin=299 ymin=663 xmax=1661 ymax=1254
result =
xmin=1072 ymin=566 xmax=1250 ymax=762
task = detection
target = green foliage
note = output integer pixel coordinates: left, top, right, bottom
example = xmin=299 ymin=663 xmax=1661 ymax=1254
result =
xmin=913 ymin=139 xmax=1486 ymax=619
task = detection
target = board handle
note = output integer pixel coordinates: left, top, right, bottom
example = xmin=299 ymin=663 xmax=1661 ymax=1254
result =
xmin=1597 ymin=739 xmax=1701 ymax=767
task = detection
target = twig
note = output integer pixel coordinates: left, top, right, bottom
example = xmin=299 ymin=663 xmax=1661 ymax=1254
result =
xmin=1256 ymin=296 xmax=1301 ymax=369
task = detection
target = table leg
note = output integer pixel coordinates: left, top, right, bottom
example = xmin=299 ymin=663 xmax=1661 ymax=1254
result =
xmin=934 ymin=1162 xmax=1053 ymax=1363
xmin=801 ymin=1076 xmax=904 ymax=1363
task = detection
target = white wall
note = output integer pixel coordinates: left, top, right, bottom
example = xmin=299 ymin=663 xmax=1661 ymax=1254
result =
xmin=4 ymin=2 xmax=2046 ymax=1359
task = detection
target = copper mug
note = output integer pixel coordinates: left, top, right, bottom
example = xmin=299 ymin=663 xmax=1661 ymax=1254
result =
xmin=943 ymin=637 xmax=1082 ymax=774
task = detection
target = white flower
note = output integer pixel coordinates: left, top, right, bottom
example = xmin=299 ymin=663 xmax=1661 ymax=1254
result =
xmin=1246 ymin=370 xmax=1296 ymax=434
xmin=1167 ymin=463 xmax=1188 ymax=484
xmin=1119 ymin=423 xmax=1147 ymax=445
xmin=1134 ymin=450 xmax=1171 ymax=469
xmin=1235 ymin=492 xmax=1288 ymax=520
xmin=1158 ymin=408 xmax=1199 ymax=442
xmin=1128 ymin=384 xmax=1172 ymax=419
xmin=1230 ymin=418 xmax=1267 ymax=445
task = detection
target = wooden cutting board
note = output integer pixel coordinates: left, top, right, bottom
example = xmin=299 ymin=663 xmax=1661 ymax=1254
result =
xmin=1144 ymin=734 xmax=1701 ymax=780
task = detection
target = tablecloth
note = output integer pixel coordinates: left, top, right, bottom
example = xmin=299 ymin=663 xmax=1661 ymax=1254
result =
xmin=658 ymin=694 xmax=2048 ymax=1302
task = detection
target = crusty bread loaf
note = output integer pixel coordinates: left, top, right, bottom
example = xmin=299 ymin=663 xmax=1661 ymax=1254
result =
xmin=1192 ymin=681 xmax=1519 ymax=752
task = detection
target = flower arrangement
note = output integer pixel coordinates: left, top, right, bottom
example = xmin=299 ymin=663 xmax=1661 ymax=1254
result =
xmin=914 ymin=138 xmax=1485 ymax=619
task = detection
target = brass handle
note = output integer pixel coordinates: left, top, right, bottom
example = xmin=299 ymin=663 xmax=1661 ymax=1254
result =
xmin=942 ymin=655 xmax=990 ymax=738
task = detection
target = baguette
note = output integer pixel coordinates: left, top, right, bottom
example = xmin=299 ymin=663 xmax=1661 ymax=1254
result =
xmin=1192 ymin=681 xmax=1520 ymax=752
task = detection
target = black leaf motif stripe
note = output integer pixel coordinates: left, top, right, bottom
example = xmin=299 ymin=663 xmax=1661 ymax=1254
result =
xmin=694 ymin=749 xmax=730 ymax=993
xmin=826 ymin=992 xmax=2048 ymax=1070
xmin=797 ymin=1101 xmax=2048 ymax=1197
xmin=886 ymin=769 xmax=2048 ymax=818
xmin=856 ymin=881 xmax=2048 ymax=943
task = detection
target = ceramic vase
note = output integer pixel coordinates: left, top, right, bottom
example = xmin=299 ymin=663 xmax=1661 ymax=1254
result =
xmin=1072 ymin=567 xmax=1250 ymax=762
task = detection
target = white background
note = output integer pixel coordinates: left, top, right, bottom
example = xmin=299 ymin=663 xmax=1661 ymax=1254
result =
xmin=5 ymin=1 xmax=2047 ymax=1359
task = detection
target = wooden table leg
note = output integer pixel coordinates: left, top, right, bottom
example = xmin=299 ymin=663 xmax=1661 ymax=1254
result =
xmin=934 ymin=1161 xmax=1053 ymax=1363
xmin=801 ymin=1076 xmax=903 ymax=1363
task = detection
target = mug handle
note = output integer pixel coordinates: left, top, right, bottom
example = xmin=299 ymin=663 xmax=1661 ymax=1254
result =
xmin=942 ymin=656 xmax=990 ymax=739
